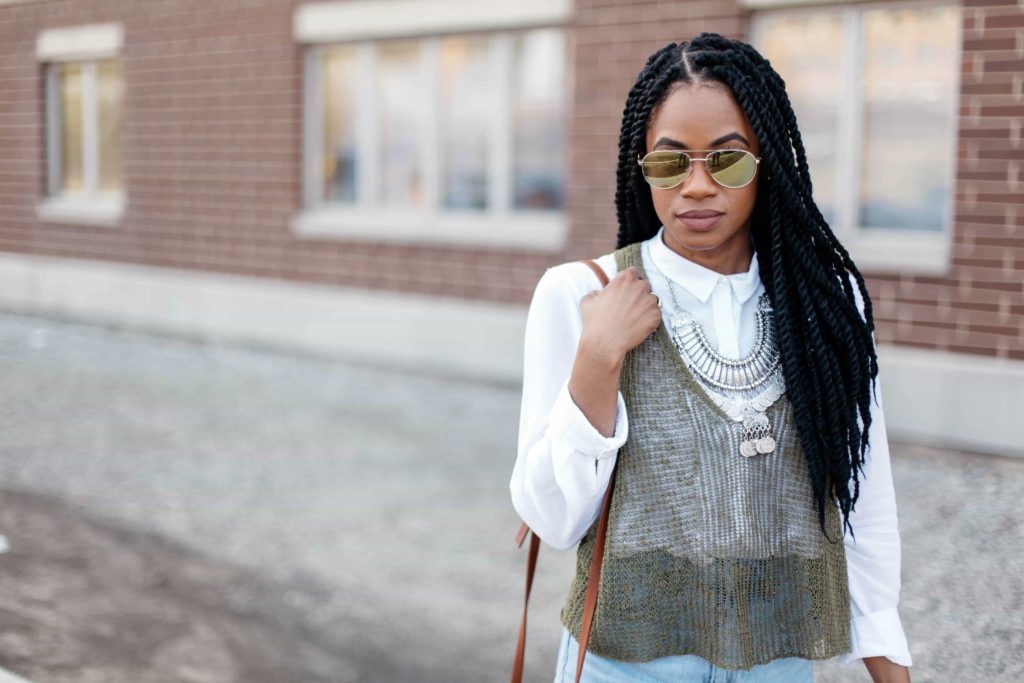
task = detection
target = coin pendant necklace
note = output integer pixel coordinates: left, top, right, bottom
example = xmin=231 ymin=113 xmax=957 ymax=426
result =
xmin=643 ymin=241 xmax=783 ymax=458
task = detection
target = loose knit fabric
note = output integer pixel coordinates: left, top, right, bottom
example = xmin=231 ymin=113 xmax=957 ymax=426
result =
xmin=559 ymin=241 xmax=851 ymax=670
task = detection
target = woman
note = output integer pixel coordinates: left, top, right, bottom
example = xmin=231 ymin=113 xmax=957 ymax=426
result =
xmin=509 ymin=33 xmax=912 ymax=682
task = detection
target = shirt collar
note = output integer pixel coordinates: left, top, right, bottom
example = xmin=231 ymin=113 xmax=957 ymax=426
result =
xmin=648 ymin=225 xmax=761 ymax=305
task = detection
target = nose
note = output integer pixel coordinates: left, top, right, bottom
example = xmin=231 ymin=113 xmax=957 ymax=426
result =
xmin=680 ymin=158 xmax=719 ymax=199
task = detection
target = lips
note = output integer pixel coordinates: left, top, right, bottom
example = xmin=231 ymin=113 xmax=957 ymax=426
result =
xmin=675 ymin=210 xmax=725 ymax=232
xmin=677 ymin=210 xmax=724 ymax=218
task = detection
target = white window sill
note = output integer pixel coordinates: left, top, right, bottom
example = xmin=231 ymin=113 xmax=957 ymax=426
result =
xmin=846 ymin=230 xmax=951 ymax=276
xmin=290 ymin=205 xmax=568 ymax=252
xmin=37 ymin=194 xmax=125 ymax=227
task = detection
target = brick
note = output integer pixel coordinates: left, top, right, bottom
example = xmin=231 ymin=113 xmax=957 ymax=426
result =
xmin=962 ymin=35 xmax=1018 ymax=51
xmin=983 ymin=53 xmax=1024 ymax=74
xmin=961 ymin=80 xmax=1017 ymax=96
xmin=978 ymin=103 xmax=1024 ymax=116
xmin=962 ymin=0 xmax=1020 ymax=7
xmin=985 ymin=12 xmax=1024 ymax=30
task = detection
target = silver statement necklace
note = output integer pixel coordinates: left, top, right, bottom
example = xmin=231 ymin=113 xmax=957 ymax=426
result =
xmin=643 ymin=241 xmax=785 ymax=458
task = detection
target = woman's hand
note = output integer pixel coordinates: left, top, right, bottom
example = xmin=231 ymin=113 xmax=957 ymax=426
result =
xmin=863 ymin=656 xmax=911 ymax=683
xmin=567 ymin=266 xmax=661 ymax=438
xmin=578 ymin=266 xmax=662 ymax=361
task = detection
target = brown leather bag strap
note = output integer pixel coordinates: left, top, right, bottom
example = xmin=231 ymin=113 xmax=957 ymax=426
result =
xmin=579 ymin=258 xmax=610 ymax=287
xmin=511 ymin=258 xmax=614 ymax=683
xmin=574 ymin=465 xmax=617 ymax=683
xmin=510 ymin=525 xmax=541 ymax=683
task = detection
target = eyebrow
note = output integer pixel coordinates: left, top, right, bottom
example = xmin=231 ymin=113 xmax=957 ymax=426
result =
xmin=653 ymin=132 xmax=749 ymax=149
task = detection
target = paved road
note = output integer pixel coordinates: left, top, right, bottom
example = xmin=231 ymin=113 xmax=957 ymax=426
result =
xmin=0 ymin=311 xmax=1021 ymax=682
xmin=0 ymin=488 xmax=351 ymax=683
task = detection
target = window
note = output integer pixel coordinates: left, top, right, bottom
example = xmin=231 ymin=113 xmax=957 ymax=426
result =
xmin=292 ymin=0 xmax=571 ymax=251
xmin=37 ymin=23 xmax=125 ymax=226
xmin=750 ymin=1 xmax=961 ymax=273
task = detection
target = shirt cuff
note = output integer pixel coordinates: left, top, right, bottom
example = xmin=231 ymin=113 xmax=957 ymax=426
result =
xmin=836 ymin=607 xmax=913 ymax=667
xmin=547 ymin=379 xmax=628 ymax=459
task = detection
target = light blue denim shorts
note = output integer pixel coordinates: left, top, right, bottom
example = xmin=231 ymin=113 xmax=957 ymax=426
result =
xmin=552 ymin=625 xmax=814 ymax=683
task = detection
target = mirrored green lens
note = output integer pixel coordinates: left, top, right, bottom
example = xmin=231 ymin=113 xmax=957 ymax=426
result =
xmin=708 ymin=150 xmax=757 ymax=188
xmin=641 ymin=151 xmax=690 ymax=189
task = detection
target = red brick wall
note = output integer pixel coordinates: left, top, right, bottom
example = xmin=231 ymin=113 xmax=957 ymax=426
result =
xmin=0 ymin=0 xmax=1021 ymax=360
xmin=0 ymin=0 xmax=550 ymax=305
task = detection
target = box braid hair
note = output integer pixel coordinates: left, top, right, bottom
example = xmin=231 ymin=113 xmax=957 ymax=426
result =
xmin=614 ymin=32 xmax=879 ymax=542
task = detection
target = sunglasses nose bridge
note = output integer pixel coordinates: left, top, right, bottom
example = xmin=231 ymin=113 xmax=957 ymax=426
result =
xmin=677 ymin=155 xmax=718 ymax=192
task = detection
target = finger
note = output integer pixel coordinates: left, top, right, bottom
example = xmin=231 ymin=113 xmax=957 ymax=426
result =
xmin=617 ymin=266 xmax=641 ymax=281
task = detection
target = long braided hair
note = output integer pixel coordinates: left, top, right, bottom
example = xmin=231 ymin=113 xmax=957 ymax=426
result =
xmin=615 ymin=32 xmax=879 ymax=542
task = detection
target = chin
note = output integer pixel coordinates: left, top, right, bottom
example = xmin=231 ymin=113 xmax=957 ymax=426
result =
xmin=666 ymin=223 xmax=745 ymax=253
xmin=670 ymin=230 xmax=727 ymax=252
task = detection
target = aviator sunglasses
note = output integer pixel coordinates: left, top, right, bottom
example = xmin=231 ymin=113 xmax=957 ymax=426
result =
xmin=637 ymin=149 xmax=761 ymax=190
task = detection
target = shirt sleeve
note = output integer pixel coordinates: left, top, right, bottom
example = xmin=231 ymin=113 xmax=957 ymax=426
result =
xmin=837 ymin=271 xmax=913 ymax=667
xmin=508 ymin=260 xmax=628 ymax=551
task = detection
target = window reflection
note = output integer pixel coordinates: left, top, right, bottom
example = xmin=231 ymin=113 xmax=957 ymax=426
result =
xmin=322 ymin=46 xmax=359 ymax=203
xmin=440 ymin=35 xmax=491 ymax=210
xmin=511 ymin=29 xmax=566 ymax=210
xmin=755 ymin=13 xmax=842 ymax=227
xmin=97 ymin=60 xmax=123 ymax=194
xmin=378 ymin=40 xmax=425 ymax=207
xmin=314 ymin=30 xmax=567 ymax=214
xmin=859 ymin=5 xmax=958 ymax=231
xmin=58 ymin=63 xmax=84 ymax=193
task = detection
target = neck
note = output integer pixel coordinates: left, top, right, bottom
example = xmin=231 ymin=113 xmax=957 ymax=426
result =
xmin=661 ymin=225 xmax=754 ymax=275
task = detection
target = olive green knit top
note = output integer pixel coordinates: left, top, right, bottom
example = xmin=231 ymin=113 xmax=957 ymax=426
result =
xmin=559 ymin=241 xmax=851 ymax=670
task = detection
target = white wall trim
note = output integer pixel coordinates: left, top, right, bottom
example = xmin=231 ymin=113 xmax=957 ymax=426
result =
xmin=0 ymin=251 xmax=1019 ymax=458
xmin=875 ymin=344 xmax=1024 ymax=459
xmin=0 ymin=252 xmax=526 ymax=383
xmin=36 ymin=22 xmax=123 ymax=63
xmin=294 ymin=0 xmax=571 ymax=44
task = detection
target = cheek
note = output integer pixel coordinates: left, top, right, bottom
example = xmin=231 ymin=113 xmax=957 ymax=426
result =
xmin=650 ymin=191 xmax=673 ymax=219
xmin=736 ymin=187 xmax=758 ymax=215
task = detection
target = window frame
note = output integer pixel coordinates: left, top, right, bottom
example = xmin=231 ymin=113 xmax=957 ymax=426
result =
xmin=36 ymin=22 xmax=126 ymax=227
xmin=291 ymin=0 xmax=572 ymax=252
xmin=748 ymin=0 xmax=962 ymax=275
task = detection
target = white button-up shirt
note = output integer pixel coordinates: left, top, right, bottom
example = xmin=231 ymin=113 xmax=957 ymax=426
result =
xmin=509 ymin=225 xmax=912 ymax=667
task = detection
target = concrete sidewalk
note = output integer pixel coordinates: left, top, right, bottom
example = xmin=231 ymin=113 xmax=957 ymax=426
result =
xmin=0 ymin=311 xmax=1021 ymax=682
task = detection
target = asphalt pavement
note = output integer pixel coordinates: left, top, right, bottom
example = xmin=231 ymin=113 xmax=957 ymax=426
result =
xmin=0 ymin=311 xmax=1020 ymax=683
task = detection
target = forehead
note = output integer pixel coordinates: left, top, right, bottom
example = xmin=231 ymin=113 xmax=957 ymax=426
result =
xmin=645 ymin=82 xmax=757 ymax=150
